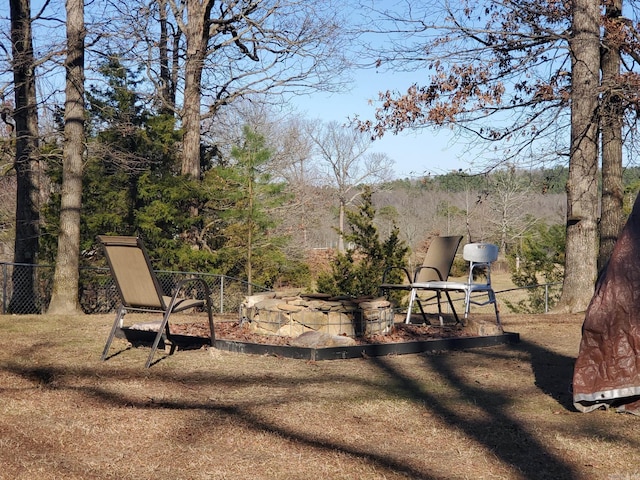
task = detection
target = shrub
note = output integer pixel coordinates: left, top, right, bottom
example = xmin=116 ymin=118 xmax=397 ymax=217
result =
xmin=316 ymin=187 xmax=409 ymax=301
xmin=505 ymin=223 xmax=565 ymax=313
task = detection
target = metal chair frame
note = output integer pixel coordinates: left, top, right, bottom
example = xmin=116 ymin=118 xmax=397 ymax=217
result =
xmin=405 ymin=242 xmax=500 ymax=326
xmin=98 ymin=235 xmax=215 ymax=368
xmin=380 ymin=235 xmax=463 ymax=325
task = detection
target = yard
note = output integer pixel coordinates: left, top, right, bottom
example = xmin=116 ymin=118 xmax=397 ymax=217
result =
xmin=0 ymin=312 xmax=637 ymax=480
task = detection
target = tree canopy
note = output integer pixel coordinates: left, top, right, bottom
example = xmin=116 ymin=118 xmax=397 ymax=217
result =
xmin=5 ymin=0 xmax=640 ymax=313
xmin=353 ymin=0 xmax=640 ymax=312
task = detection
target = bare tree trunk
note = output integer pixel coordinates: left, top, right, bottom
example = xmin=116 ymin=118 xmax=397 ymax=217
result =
xmin=247 ymin=171 xmax=254 ymax=295
xmin=338 ymin=201 xmax=345 ymax=252
xmin=159 ymin=0 xmax=173 ymax=114
xmin=47 ymin=0 xmax=85 ymax=315
xmin=555 ymin=0 xmax=600 ymax=313
xmin=158 ymin=0 xmax=178 ymax=114
xmin=9 ymin=0 xmax=40 ymax=313
xmin=181 ymin=0 xmax=211 ymax=179
xmin=599 ymin=0 xmax=624 ymax=272
xmin=307 ymin=121 xmax=392 ymax=253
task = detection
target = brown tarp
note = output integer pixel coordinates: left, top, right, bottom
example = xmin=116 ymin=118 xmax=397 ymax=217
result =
xmin=573 ymin=195 xmax=640 ymax=414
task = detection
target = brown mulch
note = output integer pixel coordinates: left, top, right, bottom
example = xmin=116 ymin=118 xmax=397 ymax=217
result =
xmin=170 ymin=320 xmax=476 ymax=346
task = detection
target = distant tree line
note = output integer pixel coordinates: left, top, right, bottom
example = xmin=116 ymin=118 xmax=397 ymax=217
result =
xmin=5 ymin=0 xmax=640 ymax=314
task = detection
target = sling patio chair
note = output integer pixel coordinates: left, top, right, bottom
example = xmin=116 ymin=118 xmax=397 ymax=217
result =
xmin=98 ymin=235 xmax=215 ymax=368
xmin=379 ymin=235 xmax=463 ymax=325
xmin=405 ymin=242 xmax=501 ymax=326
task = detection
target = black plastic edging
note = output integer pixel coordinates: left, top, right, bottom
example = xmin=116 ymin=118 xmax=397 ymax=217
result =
xmin=214 ymin=332 xmax=520 ymax=360
xmin=116 ymin=327 xmax=520 ymax=361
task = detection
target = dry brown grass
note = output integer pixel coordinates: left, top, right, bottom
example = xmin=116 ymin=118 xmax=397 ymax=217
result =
xmin=1 ymin=311 xmax=639 ymax=480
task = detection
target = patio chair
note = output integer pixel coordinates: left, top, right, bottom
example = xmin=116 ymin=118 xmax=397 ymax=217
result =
xmin=98 ymin=235 xmax=214 ymax=368
xmin=406 ymin=242 xmax=500 ymax=326
xmin=379 ymin=235 xmax=462 ymax=325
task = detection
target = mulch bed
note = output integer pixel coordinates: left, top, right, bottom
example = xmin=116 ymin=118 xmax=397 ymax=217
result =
xmin=170 ymin=320 xmax=475 ymax=346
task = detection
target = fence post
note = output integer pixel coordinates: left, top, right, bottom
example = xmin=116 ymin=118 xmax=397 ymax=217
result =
xmin=544 ymin=284 xmax=549 ymax=313
xmin=1 ymin=263 xmax=6 ymax=315
xmin=220 ymin=275 xmax=224 ymax=314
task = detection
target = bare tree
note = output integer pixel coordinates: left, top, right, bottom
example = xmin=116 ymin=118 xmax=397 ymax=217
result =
xmin=556 ymin=0 xmax=600 ymax=312
xmin=146 ymin=0 xmax=353 ymax=179
xmin=308 ymin=120 xmax=394 ymax=252
xmin=372 ymin=187 xmax=434 ymax=271
xmin=9 ymin=0 xmax=41 ymax=313
xmin=599 ymin=0 xmax=624 ymax=271
xmin=486 ymin=166 xmax=539 ymax=254
xmin=156 ymin=0 xmax=180 ymax=114
xmin=47 ymin=0 xmax=85 ymax=314
xmin=172 ymin=0 xmax=212 ymax=179
xmin=266 ymin=116 xmax=326 ymax=253
xmin=353 ymin=0 xmax=633 ymax=312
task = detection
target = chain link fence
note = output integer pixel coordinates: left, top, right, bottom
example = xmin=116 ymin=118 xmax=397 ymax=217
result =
xmin=1 ymin=262 xmax=562 ymax=316
xmin=0 ymin=262 xmax=269 ymax=315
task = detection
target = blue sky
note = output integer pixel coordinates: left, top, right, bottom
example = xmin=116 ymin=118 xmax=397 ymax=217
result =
xmin=290 ymin=68 xmax=472 ymax=179
xmin=285 ymin=0 xmax=480 ymax=179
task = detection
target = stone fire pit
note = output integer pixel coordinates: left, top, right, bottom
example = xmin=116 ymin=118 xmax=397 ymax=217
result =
xmin=240 ymin=292 xmax=395 ymax=338
xmin=115 ymin=291 xmax=518 ymax=362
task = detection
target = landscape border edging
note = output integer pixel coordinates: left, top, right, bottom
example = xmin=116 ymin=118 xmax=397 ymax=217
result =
xmin=213 ymin=332 xmax=521 ymax=360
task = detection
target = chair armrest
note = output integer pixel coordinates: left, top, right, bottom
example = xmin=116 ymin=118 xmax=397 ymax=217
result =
xmin=413 ymin=266 xmax=444 ymax=282
xmin=167 ymin=277 xmax=213 ymax=306
xmin=381 ymin=266 xmax=412 ymax=284
xmin=166 ymin=277 xmax=215 ymax=342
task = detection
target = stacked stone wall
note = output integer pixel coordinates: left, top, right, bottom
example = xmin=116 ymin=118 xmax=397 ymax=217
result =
xmin=240 ymin=292 xmax=394 ymax=337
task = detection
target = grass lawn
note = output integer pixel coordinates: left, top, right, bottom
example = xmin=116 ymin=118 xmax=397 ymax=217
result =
xmin=0 ymin=311 xmax=638 ymax=480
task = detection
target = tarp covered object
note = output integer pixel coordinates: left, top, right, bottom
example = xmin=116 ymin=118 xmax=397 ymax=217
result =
xmin=573 ymin=195 xmax=640 ymax=414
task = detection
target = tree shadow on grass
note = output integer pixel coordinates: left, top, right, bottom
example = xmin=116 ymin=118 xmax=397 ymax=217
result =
xmin=516 ymin=338 xmax=576 ymax=411
xmin=369 ymin=349 xmax=580 ymax=480
xmin=0 ymin=336 xmax=582 ymax=479
xmin=3 ymin=361 xmax=442 ymax=479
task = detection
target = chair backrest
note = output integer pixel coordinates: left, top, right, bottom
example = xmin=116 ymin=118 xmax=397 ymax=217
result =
xmin=463 ymin=243 xmax=499 ymax=284
xmin=416 ymin=235 xmax=463 ymax=283
xmin=98 ymin=235 xmax=166 ymax=309
xmin=463 ymin=243 xmax=499 ymax=263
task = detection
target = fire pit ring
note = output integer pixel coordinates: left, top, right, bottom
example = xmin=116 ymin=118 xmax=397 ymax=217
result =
xmin=240 ymin=292 xmax=395 ymax=338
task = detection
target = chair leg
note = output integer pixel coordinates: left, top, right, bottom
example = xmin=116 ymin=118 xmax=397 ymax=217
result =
xmin=443 ymin=291 xmax=460 ymax=324
xmin=435 ymin=291 xmax=444 ymax=326
xmin=464 ymin=289 xmax=500 ymax=326
xmin=464 ymin=289 xmax=472 ymax=320
xmin=405 ymin=289 xmax=417 ymax=324
xmin=101 ymin=305 xmax=126 ymax=361
xmin=489 ymin=290 xmax=501 ymax=326
xmin=205 ymin=294 xmax=215 ymax=344
xmin=414 ymin=298 xmax=429 ymax=324
xmin=146 ymin=309 xmax=172 ymax=368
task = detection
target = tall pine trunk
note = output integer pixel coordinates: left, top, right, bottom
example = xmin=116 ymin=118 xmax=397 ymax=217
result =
xmin=599 ymin=0 xmax=624 ymax=272
xmin=555 ymin=0 xmax=600 ymax=313
xmin=180 ymin=0 xmax=210 ymax=179
xmin=9 ymin=0 xmax=40 ymax=313
xmin=47 ymin=0 xmax=85 ymax=314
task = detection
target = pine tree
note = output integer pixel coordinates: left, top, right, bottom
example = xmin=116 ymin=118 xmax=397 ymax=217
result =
xmin=205 ymin=126 xmax=291 ymax=290
xmin=317 ymin=186 xmax=409 ymax=299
